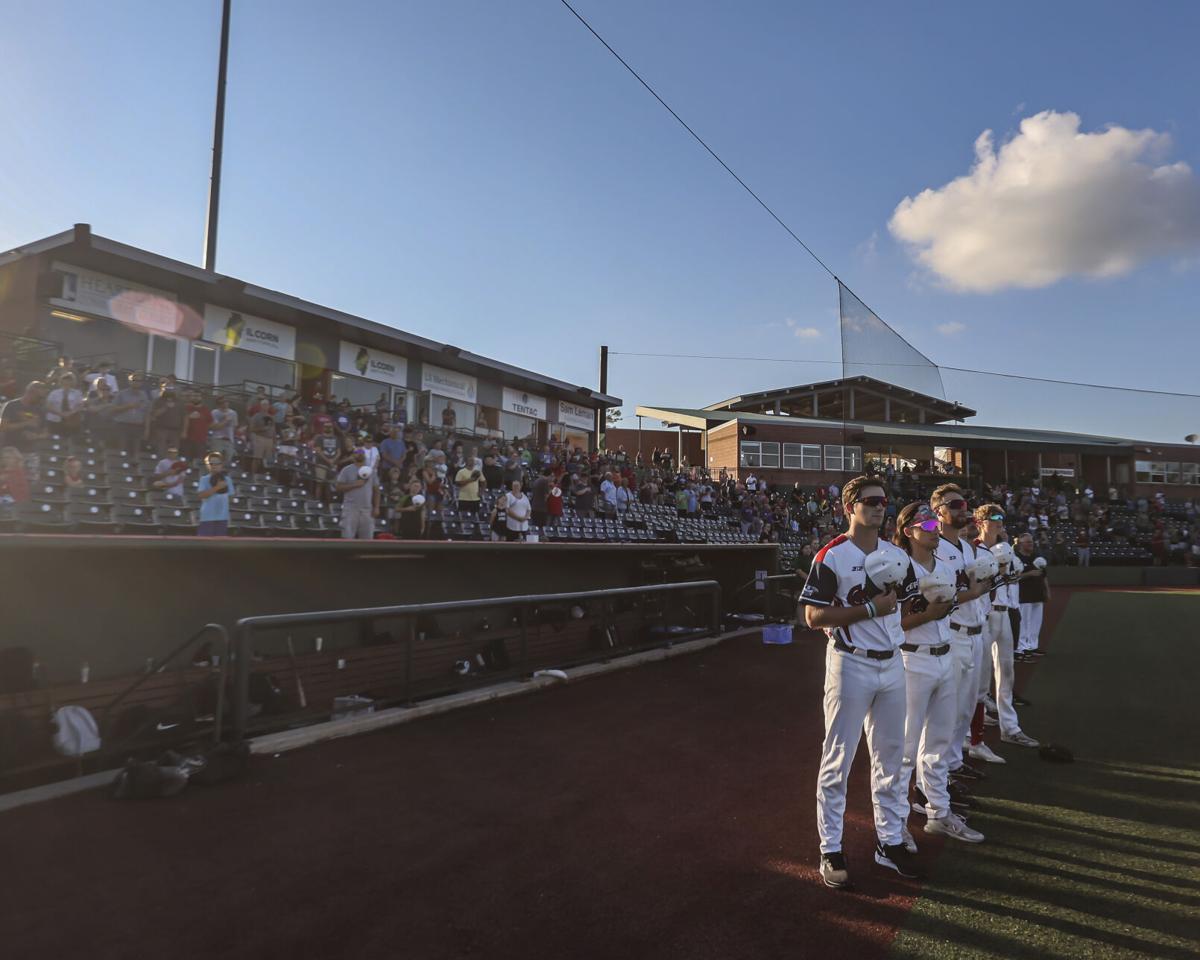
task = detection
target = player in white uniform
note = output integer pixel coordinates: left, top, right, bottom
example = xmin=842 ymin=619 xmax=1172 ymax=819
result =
xmin=974 ymin=506 xmax=1040 ymax=748
xmin=930 ymin=485 xmax=992 ymax=785
xmin=893 ymin=502 xmax=985 ymax=844
xmin=801 ymin=475 xmax=922 ymax=889
xmin=964 ymin=517 xmax=1001 ymax=764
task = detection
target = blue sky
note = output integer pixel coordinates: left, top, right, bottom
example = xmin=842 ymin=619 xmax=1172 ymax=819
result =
xmin=2 ymin=1 xmax=1198 ymax=442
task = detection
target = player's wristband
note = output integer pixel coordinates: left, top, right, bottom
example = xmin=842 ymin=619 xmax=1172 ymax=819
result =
xmin=864 ymin=599 xmax=877 ymax=619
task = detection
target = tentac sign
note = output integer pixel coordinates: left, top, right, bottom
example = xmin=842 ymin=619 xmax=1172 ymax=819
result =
xmin=421 ymin=363 xmax=477 ymax=402
xmin=202 ymin=305 xmax=296 ymax=360
xmin=502 ymin=387 xmax=547 ymax=420
xmin=51 ymin=262 xmax=184 ymax=335
xmin=557 ymin=400 xmax=595 ymax=432
xmin=338 ymin=341 xmax=407 ymax=387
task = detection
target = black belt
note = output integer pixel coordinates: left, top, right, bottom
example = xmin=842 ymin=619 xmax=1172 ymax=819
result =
xmin=992 ymin=605 xmax=1010 ymax=612
xmin=833 ymin=637 xmax=894 ymax=660
xmin=900 ymin=642 xmax=951 ymax=656
xmin=950 ymin=623 xmax=983 ymax=635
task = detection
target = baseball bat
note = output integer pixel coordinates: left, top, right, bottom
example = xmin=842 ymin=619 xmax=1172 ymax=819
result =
xmin=286 ymin=637 xmax=307 ymax=708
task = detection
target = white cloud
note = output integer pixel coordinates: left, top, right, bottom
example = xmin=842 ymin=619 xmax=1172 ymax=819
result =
xmin=937 ymin=320 xmax=966 ymax=335
xmin=855 ymin=230 xmax=879 ymax=264
xmin=888 ymin=110 xmax=1200 ymax=292
xmin=785 ymin=318 xmax=823 ymax=339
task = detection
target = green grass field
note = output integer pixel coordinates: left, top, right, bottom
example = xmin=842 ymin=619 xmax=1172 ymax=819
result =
xmin=890 ymin=589 xmax=1200 ymax=960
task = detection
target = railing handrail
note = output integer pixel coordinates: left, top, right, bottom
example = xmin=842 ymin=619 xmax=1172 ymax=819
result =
xmin=233 ymin=580 xmax=718 ymax=634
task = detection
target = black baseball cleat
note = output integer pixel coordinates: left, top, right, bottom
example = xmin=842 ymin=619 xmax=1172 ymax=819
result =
xmin=875 ymin=841 xmax=925 ymax=880
xmin=948 ymin=781 xmax=979 ymax=809
xmin=819 ymin=851 xmax=853 ymax=890
xmin=950 ymin=761 xmax=986 ymax=782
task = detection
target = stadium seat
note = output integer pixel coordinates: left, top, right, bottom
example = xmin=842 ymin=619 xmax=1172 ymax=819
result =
xmin=18 ymin=501 xmax=74 ymax=533
xmin=154 ymin=507 xmax=197 ymax=534
xmin=113 ymin=503 xmax=160 ymax=533
xmin=67 ymin=502 xmax=116 ymax=532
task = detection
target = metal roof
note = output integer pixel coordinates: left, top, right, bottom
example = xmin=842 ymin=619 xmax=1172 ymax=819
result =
xmin=0 ymin=226 xmax=620 ymax=407
xmin=635 ymin=405 xmax=1135 ymax=450
xmin=705 ymin=375 xmax=975 ymax=419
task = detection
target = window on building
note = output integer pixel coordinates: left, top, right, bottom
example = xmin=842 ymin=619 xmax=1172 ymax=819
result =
xmin=1182 ymin=462 xmax=1199 ymax=485
xmin=330 ymin=373 xmax=387 ymax=408
xmin=426 ymin=393 xmax=476 ymax=433
xmin=783 ymin=443 xmax=822 ymax=470
xmin=218 ymin=349 xmax=296 ymax=395
xmin=824 ymin=444 xmax=863 ymax=472
xmin=740 ymin=441 xmax=779 ymax=468
xmin=500 ymin=410 xmax=536 ymax=441
xmin=1166 ymin=462 xmax=1182 ymax=485
xmin=1135 ymin=461 xmax=1151 ymax=483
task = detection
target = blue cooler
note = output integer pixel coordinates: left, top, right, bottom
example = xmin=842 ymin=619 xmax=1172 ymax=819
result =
xmin=762 ymin=623 xmax=794 ymax=645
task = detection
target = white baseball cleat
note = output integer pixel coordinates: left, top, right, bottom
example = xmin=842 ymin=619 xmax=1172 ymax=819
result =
xmin=968 ymin=742 xmax=1006 ymax=764
xmin=924 ymin=812 xmax=985 ymax=843
xmin=1002 ymin=731 xmax=1040 ymax=748
xmin=901 ymin=824 xmax=918 ymax=854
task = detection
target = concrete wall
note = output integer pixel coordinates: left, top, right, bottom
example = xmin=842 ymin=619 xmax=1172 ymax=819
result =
xmin=0 ymin=536 xmax=778 ymax=683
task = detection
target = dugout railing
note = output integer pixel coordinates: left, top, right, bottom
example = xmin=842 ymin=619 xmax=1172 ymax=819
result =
xmin=230 ymin=580 xmax=722 ymax=740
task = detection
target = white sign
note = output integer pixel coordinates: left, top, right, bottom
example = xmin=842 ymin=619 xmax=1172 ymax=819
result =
xmin=202 ymin=304 xmax=296 ymax=361
xmin=557 ymin=400 xmax=595 ymax=432
xmin=1039 ymin=467 xmax=1076 ymax=478
xmin=502 ymin=387 xmax=547 ymax=420
xmin=338 ymin=341 xmax=407 ymax=387
xmin=51 ymin=262 xmax=182 ymax=335
xmin=421 ymin=363 xmax=476 ymax=402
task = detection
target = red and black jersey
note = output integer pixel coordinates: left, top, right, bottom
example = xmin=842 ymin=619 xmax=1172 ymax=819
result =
xmin=800 ymin=535 xmax=906 ymax=653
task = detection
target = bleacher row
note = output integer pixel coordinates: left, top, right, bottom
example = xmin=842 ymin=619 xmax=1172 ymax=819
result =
xmin=1 ymin=432 xmax=769 ymax=542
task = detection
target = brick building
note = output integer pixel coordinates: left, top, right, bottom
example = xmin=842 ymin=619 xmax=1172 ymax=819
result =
xmin=638 ymin=376 xmax=1200 ymax=498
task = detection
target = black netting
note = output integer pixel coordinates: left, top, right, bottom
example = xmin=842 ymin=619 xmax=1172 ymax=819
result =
xmin=839 ymin=282 xmax=945 ymax=400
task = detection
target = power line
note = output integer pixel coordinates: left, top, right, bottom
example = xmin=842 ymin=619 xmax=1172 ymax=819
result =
xmin=608 ymin=351 xmax=1200 ymax=399
xmin=558 ymin=0 xmax=838 ymax=281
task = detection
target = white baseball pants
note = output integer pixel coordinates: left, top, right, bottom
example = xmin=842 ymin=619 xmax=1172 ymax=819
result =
xmin=900 ymin=647 xmax=956 ymax=821
xmin=816 ymin=645 xmax=908 ymax=854
xmin=1018 ymin=602 xmax=1044 ymax=652
xmin=948 ymin=633 xmax=981 ymax=768
xmin=977 ymin=616 xmax=995 ymax=703
xmin=988 ymin=610 xmax=1021 ymax=737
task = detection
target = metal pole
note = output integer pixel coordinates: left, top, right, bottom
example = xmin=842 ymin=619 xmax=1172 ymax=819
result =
xmin=203 ymin=0 xmax=232 ymax=272
xmin=596 ymin=344 xmax=608 ymax=450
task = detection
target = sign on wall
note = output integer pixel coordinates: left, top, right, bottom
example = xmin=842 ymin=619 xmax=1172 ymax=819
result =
xmin=557 ymin=399 xmax=595 ymax=431
xmin=502 ymin=387 xmax=547 ymax=420
xmin=51 ymin=261 xmax=182 ymax=334
xmin=421 ymin=362 xmax=477 ymax=402
xmin=202 ymin=304 xmax=296 ymax=360
xmin=338 ymin=341 xmax=408 ymax=387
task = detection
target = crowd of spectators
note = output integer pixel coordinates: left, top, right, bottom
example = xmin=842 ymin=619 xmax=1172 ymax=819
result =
xmin=1 ymin=354 xmax=1198 ymax=563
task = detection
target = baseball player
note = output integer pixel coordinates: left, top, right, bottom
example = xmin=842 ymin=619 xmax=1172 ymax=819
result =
xmin=930 ymin=485 xmax=992 ymax=785
xmin=975 ymin=506 xmax=1040 ymax=748
xmin=893 ymin=502 xmax=985 ymax=844
xmin=1015 ymin=532 xmax=1051 ymax=658
xmin=801 ymin=475 xmax=921 ymax=889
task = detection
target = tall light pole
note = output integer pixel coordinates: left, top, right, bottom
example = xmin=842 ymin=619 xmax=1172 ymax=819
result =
xmin=203 ymin=0 xmax=232 ymax=272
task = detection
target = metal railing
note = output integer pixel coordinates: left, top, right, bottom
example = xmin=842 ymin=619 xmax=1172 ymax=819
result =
xmin=231 ymin=580 xmax=721 ymax=739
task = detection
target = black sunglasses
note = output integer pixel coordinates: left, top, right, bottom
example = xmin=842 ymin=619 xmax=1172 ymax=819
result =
xmin=855 ymin=496 xmax=889 ymax=508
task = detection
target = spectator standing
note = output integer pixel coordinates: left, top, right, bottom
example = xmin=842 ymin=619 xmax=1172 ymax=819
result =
xmin=547 ymin=481 xmax=563 ymax=526
xmin=600 ymin=472 xmax=618 ymax=516
xmin=44 ymin=372 xmax=84 ymax=436
xmin=248 ymin=403 xmax=277 ymax=477
xmin=396 ymin=478 xmax=426 ymax=539
xmin=505 ymin=480 xmax=531 ymax=541
xmin=196 ymin=452 xmax=233 ymax=537
xmin=197 ymin=393 xmax=230 ymax=463
xmin=1075 ymin=528 xmax=1091 ymax=567
xmin=147 ymin=387 xmax=184 ymax=457
xmin=152 ymin=446 xmax=187 ymax=497
xmin=530 ymin=468 xmax=551 ymax=528
xmin=455 ymin=459 xmax=483 ymax=516
xmin=0 ymin=381 xmax=49 ymax=473
xmin=110 ymin=375 xmax=148 ymax=453
xmin=573 ymin=475 xmax=595 ymax=518
xmin=337 ymin=449 xmax=377 ymax=540
xmin=181 ymin=392 xmax=213 ymax=461
xmin=380 ymin=425 xmax=407 ymax=477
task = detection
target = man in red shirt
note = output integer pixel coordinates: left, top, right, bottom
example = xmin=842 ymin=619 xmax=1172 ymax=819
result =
xmin=181 ymin=392 xmax=213 ymax=461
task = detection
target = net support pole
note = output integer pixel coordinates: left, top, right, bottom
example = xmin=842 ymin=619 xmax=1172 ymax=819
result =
xmin=203 ymin=0 xmax=232 ymax=272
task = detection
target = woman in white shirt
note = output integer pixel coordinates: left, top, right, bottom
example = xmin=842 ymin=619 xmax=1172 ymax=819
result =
xmin=504 ymin=480 xmax=531 ymax=542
